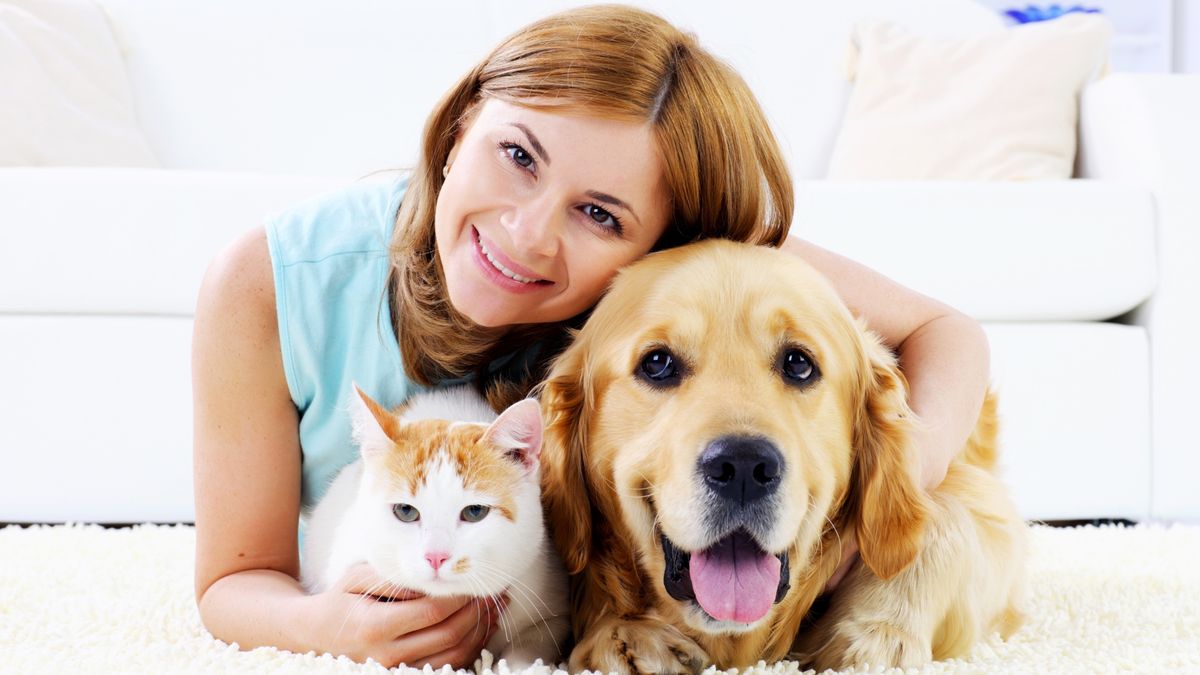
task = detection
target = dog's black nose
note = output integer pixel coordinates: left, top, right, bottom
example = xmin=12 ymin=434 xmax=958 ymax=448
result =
xmin=698 ymin=436 xmax=784 ymax=505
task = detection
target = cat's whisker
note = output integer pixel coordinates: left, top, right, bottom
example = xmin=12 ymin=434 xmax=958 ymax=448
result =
xmin=474 ymin=560 xmax=555 ymax=617
xmin=473 ymin=561 xmax=561 ymax=654
xmin=467 ymin=569 xmax=514 ymax=644
xmin=465 ymin=564 xmax=532 ymax=643
xmin=459 ymin=576 xmax=496 ymax=644
xmin=331 ymin=575 xmax=391 ymax=646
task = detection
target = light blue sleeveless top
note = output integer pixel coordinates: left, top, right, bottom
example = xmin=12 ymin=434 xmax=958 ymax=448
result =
xmin=266 ymin=175 xmax=422 ymax=511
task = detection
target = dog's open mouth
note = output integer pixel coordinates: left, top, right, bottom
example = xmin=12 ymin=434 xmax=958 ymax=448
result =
xmin=661 ymin=530 xmax=791 ymax=624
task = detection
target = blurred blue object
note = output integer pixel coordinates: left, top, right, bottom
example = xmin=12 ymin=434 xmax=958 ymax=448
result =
xmin=1003 ymin=4 xmax=1102 ymax=24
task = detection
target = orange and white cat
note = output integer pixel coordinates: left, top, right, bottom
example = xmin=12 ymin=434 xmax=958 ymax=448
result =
xmin=301 ymin=385 xmax=568 ymax=669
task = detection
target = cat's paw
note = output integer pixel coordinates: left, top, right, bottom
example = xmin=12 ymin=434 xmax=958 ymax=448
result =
xmin=569 ymin=616 xmax=709 ymax=675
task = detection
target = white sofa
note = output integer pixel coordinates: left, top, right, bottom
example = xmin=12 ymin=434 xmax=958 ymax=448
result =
xmin=2 ymin=0 xmax=1197 ymax=524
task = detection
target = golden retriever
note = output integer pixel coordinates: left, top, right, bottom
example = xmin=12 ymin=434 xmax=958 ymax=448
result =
xmin=538 ymin=240 xmax=1027 ymax=673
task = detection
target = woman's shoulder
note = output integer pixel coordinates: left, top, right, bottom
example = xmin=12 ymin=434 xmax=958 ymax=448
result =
xmin=196 ymin=226 xmax=279 ymax=352
xmin=266 ymin=172 xmax=410 ymax=266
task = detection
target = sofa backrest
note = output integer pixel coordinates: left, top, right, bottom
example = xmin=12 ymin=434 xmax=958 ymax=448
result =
xmin=97 ymin=0 xmax=1001 ymax=179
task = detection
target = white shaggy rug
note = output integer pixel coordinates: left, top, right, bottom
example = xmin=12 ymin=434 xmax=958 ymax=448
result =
xmin=2 ymin=523 xmax=1199 ymax=674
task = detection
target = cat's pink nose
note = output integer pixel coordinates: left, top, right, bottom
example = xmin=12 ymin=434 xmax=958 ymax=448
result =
xmin=425 ymin=551 xmax=450 ymax=571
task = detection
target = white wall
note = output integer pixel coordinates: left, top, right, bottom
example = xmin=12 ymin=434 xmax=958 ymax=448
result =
xmin=1178 ymin=0 xmax=1200 ymax=72
xmin=975 ymin=0 xmax=1180 ymax=72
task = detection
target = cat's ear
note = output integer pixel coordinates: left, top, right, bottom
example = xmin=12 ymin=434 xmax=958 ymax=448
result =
xmin=482 ymin=398 xmax=543 ymax=473
xmin=350 ymin=383 xmax=399 ymax=458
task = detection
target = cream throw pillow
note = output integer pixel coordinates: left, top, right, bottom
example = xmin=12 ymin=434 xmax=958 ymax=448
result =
xmin=827 ymin=14 xmax=1112 ymax=180
xmin=0 ymin=0 xmax=158 ymax=166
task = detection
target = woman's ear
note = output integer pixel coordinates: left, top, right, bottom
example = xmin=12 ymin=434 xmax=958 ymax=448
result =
xmin=537 ymin=336 xmax=595 ymax=575
xmin=851 ymin=331 xmax=931 ymax=580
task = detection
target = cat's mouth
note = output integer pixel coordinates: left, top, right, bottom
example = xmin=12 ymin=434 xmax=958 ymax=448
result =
xmin=660 ymin=529 xmax=790 ymax=625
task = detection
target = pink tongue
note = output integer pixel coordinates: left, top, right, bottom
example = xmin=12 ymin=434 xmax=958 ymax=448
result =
xmin=689 ymin=533 xmax=781 ymax=624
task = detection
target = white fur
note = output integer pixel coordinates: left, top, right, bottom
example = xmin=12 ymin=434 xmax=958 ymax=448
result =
xmin=302 ymin=386 xmax=569 ymax=669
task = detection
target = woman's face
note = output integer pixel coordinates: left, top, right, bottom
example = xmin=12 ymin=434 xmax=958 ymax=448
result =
xmin=435 ymin=98 xmax=671 ymax=327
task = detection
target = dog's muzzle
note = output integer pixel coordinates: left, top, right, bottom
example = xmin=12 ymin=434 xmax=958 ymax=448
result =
xmin=661 ymin=530 xmax=791 ymax=625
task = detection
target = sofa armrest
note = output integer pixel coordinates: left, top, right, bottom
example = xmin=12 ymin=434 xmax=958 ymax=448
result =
xmin=1079 ymin=74 xmax=1200 ymax=521
xmin=1078 ymin=74 xmax=1200 ymax=185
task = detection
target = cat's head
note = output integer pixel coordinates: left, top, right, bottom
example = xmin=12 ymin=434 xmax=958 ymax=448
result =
xmin=350 ymin=385 xmax=545 ymax=597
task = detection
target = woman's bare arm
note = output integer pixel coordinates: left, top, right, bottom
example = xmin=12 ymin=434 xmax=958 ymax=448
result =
xmin=192 ymin=225 xmax=310 ymax=645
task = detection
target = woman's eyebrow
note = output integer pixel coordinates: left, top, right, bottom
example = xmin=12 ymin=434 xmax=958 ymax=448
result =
xmin=509 ymin=123 xmax=550 ymax=166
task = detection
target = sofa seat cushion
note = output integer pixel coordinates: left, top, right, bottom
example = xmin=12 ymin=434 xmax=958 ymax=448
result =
xmin=794 ymin=180 xmax=1155 ymax=321
xmin=985 ymin=322 xmax=1150 ymax=520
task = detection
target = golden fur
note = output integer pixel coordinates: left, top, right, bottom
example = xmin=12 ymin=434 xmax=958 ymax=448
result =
xmin=538 ymin=240 xmax=1027 ymax=673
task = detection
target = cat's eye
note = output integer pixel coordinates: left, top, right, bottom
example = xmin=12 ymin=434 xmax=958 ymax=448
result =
xmin=393 ymin=504 xmax=420 ymax=523
xmin=460 ymin=505 xmax=490 ymax=523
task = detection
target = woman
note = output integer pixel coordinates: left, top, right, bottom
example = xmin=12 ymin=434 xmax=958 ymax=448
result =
xmin=192 ymin=5 xmax=988 ymax=669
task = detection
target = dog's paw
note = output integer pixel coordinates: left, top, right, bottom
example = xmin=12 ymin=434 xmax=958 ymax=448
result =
xmin=805 ymin=620 xmax=932 ymax=671
xmin=569 ymin=616 xmax=709 ymax=675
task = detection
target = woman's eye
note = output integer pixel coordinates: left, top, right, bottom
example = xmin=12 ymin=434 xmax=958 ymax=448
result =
xmin=504 ymin=144 xmax=534 ymax=169
xmin=460 ymin=505 xmax=491 ymax=522
xmin=392 ymin=504 xmax=420 ymax=523
xmin=582 ymin=204 xmax=618 ymax=229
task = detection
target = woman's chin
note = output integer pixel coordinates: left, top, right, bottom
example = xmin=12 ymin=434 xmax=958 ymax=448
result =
xmin=447 ymin=292 xmax=516 ymax=328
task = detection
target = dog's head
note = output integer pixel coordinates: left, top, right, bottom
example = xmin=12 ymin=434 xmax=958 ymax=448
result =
xmin=540 ymin=240 xmax=929 ymax=636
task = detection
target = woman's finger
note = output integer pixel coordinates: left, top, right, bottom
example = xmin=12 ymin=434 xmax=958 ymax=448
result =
xmin=385 ymin=596 xmax=495 ymax=666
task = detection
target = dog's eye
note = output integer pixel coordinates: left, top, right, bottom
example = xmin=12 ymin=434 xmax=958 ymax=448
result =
xmin=781 ymin=349 xmax=817 ymax=384
xmin=639 ymin=349 xmax=680 ymax=385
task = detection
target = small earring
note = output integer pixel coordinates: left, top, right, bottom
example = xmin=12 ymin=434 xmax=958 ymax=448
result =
xmin=442 ymin=163 xmax=451 ymax=178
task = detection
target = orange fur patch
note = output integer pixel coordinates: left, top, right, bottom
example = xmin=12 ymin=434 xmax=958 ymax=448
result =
xmin=379 ymin=419 xmax=520 ymax=520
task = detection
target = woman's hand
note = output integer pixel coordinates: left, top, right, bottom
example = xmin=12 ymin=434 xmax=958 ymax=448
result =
xmin=305 ymin=563 xmax=507 ymax=669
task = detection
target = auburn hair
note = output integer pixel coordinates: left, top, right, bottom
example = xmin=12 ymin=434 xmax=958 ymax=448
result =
xmin=389 ymin=4 xmax=793 ymax=410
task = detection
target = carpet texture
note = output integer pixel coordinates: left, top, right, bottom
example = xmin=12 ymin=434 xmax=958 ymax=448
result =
xmin=1 ymin=523 xmax=1198 ymax=674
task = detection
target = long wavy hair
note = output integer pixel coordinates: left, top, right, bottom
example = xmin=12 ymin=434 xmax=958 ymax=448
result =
xmin=390 ymin=4 xmax=794 ymax=410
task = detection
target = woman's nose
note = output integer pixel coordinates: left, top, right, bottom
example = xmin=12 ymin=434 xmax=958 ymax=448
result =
xmin=501 ymin=197 xmax=561 ymax=258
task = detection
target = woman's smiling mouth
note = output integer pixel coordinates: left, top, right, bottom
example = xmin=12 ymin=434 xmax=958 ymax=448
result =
xmin=471 ymin=226 xmax=554 ymax=292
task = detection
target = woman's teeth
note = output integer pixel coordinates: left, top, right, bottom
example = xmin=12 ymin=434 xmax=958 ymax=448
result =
xmin=478 ymin=236 xmax=540 ymax=284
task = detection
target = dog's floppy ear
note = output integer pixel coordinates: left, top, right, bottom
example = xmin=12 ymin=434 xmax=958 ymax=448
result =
xmin=537 ymin=335 xmax=595 ymax=575
xmin=850 ymin=330 xmax=931 ymax=580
